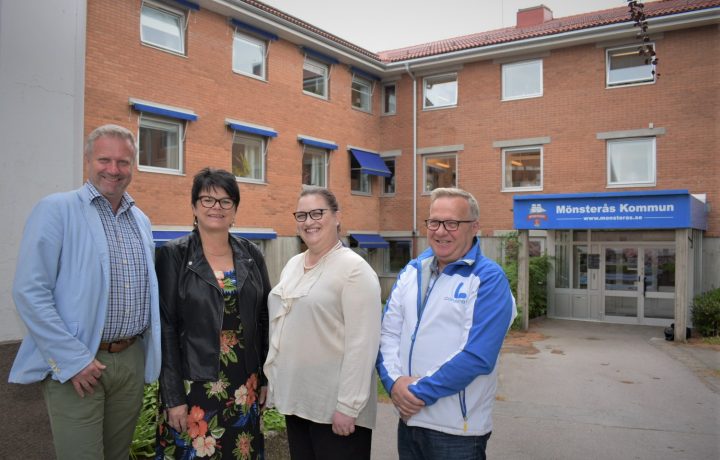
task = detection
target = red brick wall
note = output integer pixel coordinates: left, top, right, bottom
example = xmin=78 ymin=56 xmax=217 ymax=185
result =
xmin=85 ymin=1 xmax=719 ymax=238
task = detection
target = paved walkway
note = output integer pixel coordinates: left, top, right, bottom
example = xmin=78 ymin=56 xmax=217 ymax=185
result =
xmin=372 ymin=318 xmax=719 ymax=459
xmin=2 ymin=318 xmax=718 ymax=459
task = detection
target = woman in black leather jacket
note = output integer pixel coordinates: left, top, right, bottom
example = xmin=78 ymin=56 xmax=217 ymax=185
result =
xmin=155 ymin=168 xmax=270 ymax=460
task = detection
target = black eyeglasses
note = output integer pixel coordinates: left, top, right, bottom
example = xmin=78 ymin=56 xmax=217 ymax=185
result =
xmin=425 ymin=219 xmax=475 ymax=231
xmin=198 ymin=196 xmax=235 ymax=210
xmin=293 ymin=208 xmax=329 ymax=222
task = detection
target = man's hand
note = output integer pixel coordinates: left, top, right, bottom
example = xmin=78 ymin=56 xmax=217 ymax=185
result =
xmin=70 ymin=359 xmax=106 ymax=398
xmin=166 ymin=404 xmax=189 ymax=433
xmin=331 ymin=411 xmax=356 ymax=436
xmin=391 ymin=376 xmax=425 ymax=419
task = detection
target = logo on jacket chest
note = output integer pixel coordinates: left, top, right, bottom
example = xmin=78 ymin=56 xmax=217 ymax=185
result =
xmin=442 ymin=282 xmax=468 ymax=304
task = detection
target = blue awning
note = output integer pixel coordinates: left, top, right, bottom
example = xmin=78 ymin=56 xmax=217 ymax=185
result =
xmin=298 ymin=136 xmax=338 ymax=151
xmin=172 ymin=0 xmax=200 ymax=10
xmin=153 ymin=230 xmax=277 ymax=246
xmin=349 ymin=149 xmax=392 ymax=178
xmin=130 ymin=99 xmax=198 ymax=121
xmin=350 ymin=66 xmax=381 ymax=81
xmin=302 ymin=46 xmax=340 ymax=65
xmin=230 ymin=19 xmax=278 ymax=41
xmin=349 ymin=233 xmax=389 ymax=249
xmin=226 ymin=119 xmax=278 ymax=138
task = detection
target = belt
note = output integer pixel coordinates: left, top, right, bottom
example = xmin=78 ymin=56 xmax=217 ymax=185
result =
xmin=98 ymin=336 xmax=138 ymax=353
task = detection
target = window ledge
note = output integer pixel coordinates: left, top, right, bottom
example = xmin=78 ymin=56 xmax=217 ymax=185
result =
xmin=422 ymin=105 xmax=457 ymax=111
xmin=351 ymin=106 xmax=373 ymax=114
xmin=502 ymin=186 xmax=543 ymax=193
xmin=350 ymin=191 xmax=373 ymax=197
xmin=302 ymin=91 xmax=329 ymax=101
xmin=235 ymin=178 xmax=268 ymax=186
xmin=502 ymin=93 xmax=543 ymax=102
xmin=232 ymin=70 xmax=267 ymax=82
xmin=606 ymin=183 xmax=656 ymax=189
xmin=605 ymin=80 xmax=655 ymax=89
xmin=137 ymin=166 xmax=185 ymax=176
xmin=140 ymin=42 xmax=187 ymax=58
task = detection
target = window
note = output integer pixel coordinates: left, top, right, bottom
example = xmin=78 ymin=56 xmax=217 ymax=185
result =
xmin=138 ymin=116 xmax=182 ymax=173
xmin=502 ymin=59 xmax=543 ymax=100
xmin=382 ymin=83 xmax=396 ymax=115
xmin=303 ymin=58 xmax=328 ymax=99
xmin=350 ymin=154 xmax=371 ymax=194
xmin=607 ymin=138 xmax=655 ymax=186
xmin=382 ymin=159 xmax=395 ymax=195
xmin=140 ymin=1 xmax=185 ymax=54
xmin=606 ymin=44 xmax=655 ymax=87
xmin=351 ymin=75 xmax=372 ymax=112
xmin=423 ymin=73 xmax=457 ymax=109
xmin=423 ymin=154 xmax=456 ymax=192
xmin=302 ymin=146 xmax=328 ymax=187
xmin=502 ymin=147 xmax=542 ymax=191
xmin=384 ymin=240 xmax=412 ymax=273
xmin=233 ymin=32 xmax=266 ymax=79
xmin=232 ymin=134 xmax=265 ymax=182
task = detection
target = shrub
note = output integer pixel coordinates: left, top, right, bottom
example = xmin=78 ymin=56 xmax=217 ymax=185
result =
xmin=501 ymin=232 xmax=552 ymax=329
xmin=691 ymin=288 xmax=720 ymax=337
xmin=130 ymin=382 xmax=158 ymax=460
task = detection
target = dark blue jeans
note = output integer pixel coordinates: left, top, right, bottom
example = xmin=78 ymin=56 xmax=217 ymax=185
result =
xmin=397 ymin=419 xmax=490 ymax=460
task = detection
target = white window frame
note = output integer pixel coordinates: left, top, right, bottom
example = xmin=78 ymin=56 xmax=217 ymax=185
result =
xmin=350 ymin=154 xmax=372 ymax=195
xmin=502 ymin=59 xmax=543 ymax=100
xmin=606 ymin=44 xmax=656 ymax=87
xmin=140 ymin=1 xmax=186 ymax=55
xmin=381 ymin=158 xmax=395 ymax=196
xmin=606 ymin=137 xmax=656 ymax=187
xmin=137 ymin=115 xmax=183 ymax=175
xmin=382 ymin=83 xmax=397 ymax=115
xmin=302 ymin=146 xmax=328 ymax=187
xmin=303 ymin=58 xmax=329 ymax=99
xmin=423 ymin=153 xmax=457 ymax=193
xmin=232 ymin=31 xmax=266 ymax=80
xmin=423 ymin=73 xmax=457 ymax=110
xmin=501 ymin=146 xmax=543 ymax=192
xmin=384 ymin=239 xmax=412 ymax=274
xmin=351 ymin=75 xmax=372 ymax=112
xmin=232 ymin=133 xmax=266 ymax=183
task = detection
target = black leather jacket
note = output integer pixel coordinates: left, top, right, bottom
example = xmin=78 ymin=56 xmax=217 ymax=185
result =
xmin=156 ymin=229 xmax=270 ymax=409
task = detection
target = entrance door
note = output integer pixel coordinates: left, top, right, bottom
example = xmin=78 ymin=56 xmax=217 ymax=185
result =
xmin=603 ymin=246 xmax=675 ymax=325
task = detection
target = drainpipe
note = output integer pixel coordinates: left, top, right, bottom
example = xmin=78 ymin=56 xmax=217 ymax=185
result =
xmin=405 ymin=63 xmax=418 ymax=255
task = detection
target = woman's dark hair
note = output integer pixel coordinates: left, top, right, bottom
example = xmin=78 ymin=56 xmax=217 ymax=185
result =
xmin=191 ymin=168 xmax=240 ymax=207
xmin=299 ymin=185 xmax=339 ymax=212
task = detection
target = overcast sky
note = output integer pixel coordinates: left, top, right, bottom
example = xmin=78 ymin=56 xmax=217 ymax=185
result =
xmin=260 ymin=0 xmax=641 ymax=51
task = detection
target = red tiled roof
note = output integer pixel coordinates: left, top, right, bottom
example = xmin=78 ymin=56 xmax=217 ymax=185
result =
xmin=378 ymin=0 xmax=720 ymax=62
xmin=240 ymin=0 xmax=719 ymax=64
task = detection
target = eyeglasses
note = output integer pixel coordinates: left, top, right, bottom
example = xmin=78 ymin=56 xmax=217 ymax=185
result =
xmin=198 ymin=196 xmax=235 ymax=210
xmin=293 ymin=208 xmax=329 ymax=222
xmin=424 ymin=219 xmax=476 ymax=231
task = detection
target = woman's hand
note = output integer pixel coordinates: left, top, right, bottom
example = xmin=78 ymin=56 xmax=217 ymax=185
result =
xmin=166 ymin=404 xmax=189 ymax=433
xmin=331 ymin=411 xmax=356 ymax=436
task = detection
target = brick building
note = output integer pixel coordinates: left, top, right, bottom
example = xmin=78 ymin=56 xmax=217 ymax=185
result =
xmin=1 ymin=0 xmax=717 ymax=340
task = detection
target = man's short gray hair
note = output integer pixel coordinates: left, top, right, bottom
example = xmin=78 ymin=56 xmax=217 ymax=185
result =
xmin=84 ymin=124 xmax=137 ymax=158
xmin=429 ymin=187 xmax=480 ymax=220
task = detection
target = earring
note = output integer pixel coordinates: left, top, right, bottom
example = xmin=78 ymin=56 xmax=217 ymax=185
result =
xmin=193 ymin=216 xmax=198 ymax=226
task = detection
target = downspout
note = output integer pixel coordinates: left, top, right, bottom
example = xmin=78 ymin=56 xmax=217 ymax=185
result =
xmin=405 ymin=63 xmax=418 ymax=255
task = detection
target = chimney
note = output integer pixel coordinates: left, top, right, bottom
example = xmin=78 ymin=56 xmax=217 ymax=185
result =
xmin=517 ymin=5 xmax=553 ymax=28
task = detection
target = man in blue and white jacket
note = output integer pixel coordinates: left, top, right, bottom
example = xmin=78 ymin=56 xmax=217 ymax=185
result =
xmin=377 ymin=187 xmax=516 ymax=460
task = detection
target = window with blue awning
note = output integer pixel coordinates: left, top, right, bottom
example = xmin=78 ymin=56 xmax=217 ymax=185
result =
xmin=130 ymin=98 xmax=198 ymax=121
xmin=349 ymin=148 xmax=392 ymax=177
xmin=225 ymin=119 xmax=278 ymax=138
xmin=153 ymin=230 xmax=277 ymax=246
xmin=298 ymin=136 xmax=338 ymax=151
xmin=349 ymin=233 xmax=389 ymax=249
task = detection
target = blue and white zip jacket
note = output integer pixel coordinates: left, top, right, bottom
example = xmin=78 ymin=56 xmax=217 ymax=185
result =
xmin=377 ymin=238 xmax=516 ymax=436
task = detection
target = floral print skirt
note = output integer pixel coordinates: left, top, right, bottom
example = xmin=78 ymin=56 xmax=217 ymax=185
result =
xmin=156 ymin=270 xmax=264 ymax=459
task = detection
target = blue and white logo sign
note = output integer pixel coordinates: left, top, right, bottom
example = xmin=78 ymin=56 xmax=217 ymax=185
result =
xmin=513 ymin=190 xmax=707 ymax=230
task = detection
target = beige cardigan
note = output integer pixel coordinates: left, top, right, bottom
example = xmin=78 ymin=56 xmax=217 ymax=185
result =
xmin=264 ymin=246 xmax=381 ymax=428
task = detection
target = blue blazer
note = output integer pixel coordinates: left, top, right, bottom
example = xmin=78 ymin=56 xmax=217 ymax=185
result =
xmin=8 ymin=185 xmax=161 ymax=384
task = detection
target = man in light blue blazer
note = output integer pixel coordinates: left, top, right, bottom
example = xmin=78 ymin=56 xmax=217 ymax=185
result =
xmin=9 ymin=124 xmax=161 ymax=460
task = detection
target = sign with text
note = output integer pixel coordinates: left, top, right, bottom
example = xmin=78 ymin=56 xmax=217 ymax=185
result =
xmin=513 ymin=190 xmax=707 ymax=230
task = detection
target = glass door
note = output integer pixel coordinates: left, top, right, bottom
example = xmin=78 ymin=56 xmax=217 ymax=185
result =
xmin=604 ymin=247 xmax=639 ymax=319
xmin=602 ymin=245 xmax=675 ymax=324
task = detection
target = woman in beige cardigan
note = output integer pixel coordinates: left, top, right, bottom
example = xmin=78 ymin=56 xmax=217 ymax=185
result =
xmin=264 ymin=186 xmax=381 ymax=459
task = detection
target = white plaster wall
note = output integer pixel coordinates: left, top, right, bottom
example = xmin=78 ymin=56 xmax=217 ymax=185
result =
xmin=0 ymin=0 xmax=86 ymax=341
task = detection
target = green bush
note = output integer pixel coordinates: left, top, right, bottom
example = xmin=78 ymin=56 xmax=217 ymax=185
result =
xmin=130 ymin=382 xmax=158 ymax=460
xmin=691 ymin=288 xmax=720 ymax=337
xmin=500 ymin=232 xmax=552 ymax=329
